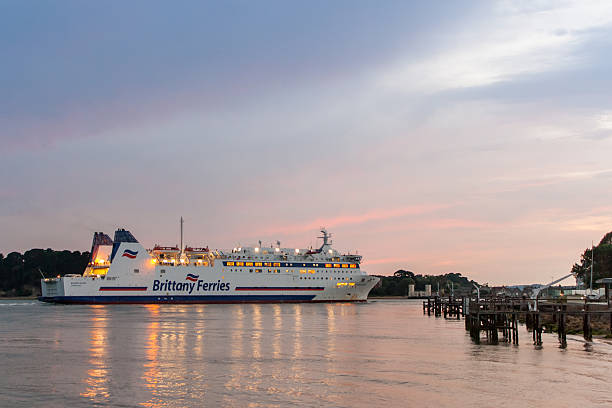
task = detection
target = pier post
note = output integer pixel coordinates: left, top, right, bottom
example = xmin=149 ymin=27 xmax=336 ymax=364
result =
xmin=532 ymin=312 xmax=542 ymax=346
xmin=490 ymin=314 xmax=498 ymax=344
xmin=583 ymin=303 xmax=592 ymax=342
xmin=475 ymin=313 xmax=481 ymax=344
xmin=557 ymin=309 xmax=567 ymax=348
xmin=512 ymin=313 xmax=518 ymax=345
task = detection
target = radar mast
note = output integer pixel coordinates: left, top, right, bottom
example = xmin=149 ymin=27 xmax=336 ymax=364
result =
xmin=318 ymin=228 xmax=333 ymax=251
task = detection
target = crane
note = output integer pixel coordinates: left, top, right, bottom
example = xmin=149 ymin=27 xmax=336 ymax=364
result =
xmin=530 ymin=273 xmax=574 ymax=300
xmin=529 ymin=273 xmax=574 ymax=311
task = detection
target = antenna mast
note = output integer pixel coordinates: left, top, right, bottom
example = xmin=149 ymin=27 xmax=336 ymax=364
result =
xmin=180 ymin=216 xmax=184 ymax=254
xmin=590 ymin=240 xmax=594 ymax=295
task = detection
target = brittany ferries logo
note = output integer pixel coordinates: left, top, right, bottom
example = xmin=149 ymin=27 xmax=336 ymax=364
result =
xmin=152 ymin=277 xmax=231 ymax=293
xmin=122 ymin=249 xmax=138 ymax=259
xmin=186 ymin=273 xmax=199 ymax=282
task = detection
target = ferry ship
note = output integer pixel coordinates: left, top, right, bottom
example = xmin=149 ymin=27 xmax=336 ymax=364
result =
xmin=39 ymin=227 xmax=379 ymax=304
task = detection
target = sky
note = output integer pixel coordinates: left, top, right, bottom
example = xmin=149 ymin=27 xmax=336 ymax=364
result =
xmin=2 ymin=1 xmax=612 ymax=285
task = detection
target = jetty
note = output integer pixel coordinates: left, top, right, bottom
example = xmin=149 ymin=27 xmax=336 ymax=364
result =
xmin=423 ymin=296 xmax=612 ymax=347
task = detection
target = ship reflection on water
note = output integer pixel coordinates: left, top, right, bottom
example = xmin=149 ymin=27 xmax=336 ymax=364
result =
xmin=141 ymin=305 xmax=163 ymax=408
xmin=80 ymin=305 xmax=110 ymax=402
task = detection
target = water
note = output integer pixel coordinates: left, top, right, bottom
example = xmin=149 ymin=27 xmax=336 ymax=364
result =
xmin=1 ymin=299 xmax=611 ymax=408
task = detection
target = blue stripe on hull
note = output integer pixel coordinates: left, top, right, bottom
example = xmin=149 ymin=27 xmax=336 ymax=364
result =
xmin=38 ymin=294 xmax=319 ymax=304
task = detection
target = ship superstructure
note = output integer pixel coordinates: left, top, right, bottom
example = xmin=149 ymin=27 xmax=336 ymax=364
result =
xmin=40 ymin=228 xmax=379 ymax=304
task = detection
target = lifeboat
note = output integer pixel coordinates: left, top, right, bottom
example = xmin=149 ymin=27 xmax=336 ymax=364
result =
xmin=184 ymin=246 xmax=209 ymax=254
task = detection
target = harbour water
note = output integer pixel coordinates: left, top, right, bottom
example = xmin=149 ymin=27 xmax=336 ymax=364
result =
xmin=1 ymin=299 xmax=611 ymax=407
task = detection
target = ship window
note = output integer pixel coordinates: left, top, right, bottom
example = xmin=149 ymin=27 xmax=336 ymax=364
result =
xmin=134 ymin=269 xmax=139 ymax=273
xmin=161 ymin=269 xmax=166 ymax=274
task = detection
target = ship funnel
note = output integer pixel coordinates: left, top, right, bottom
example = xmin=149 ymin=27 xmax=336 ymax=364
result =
xmin=110 ymin=228 xmax=139 ymax=262
xmin=89 ymin=232 xmax=113 ymax=263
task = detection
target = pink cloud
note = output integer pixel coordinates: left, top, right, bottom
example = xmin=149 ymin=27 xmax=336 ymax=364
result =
xmin=423 ymin=218 xmax=499 ymax=230
xmin=259 ymin=204 xmax=451 ymax=236
xmin=361 ymin=256 xmax=414 ymax=266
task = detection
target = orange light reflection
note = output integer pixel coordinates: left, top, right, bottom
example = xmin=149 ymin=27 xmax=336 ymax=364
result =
xmin=80 ymin=306 xmax=110 ymax=402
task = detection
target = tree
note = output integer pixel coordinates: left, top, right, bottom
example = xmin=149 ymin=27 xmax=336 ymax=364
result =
xmin=571 ymin=231 xmax=612 ymax=287
xmin=0 ymin=249 xmax=89 ymax=297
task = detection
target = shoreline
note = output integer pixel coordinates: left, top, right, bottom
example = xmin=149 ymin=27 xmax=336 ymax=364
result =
xmin=0 ymin=296 xmax=38 ymax=300
xmin=368 ymin=296 xmax=428 ymax=300
xmin=2 ymin=296 xmax=419 ymax=301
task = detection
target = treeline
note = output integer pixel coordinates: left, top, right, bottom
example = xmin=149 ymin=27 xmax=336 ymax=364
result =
xmin=0 ymin=249 xmax=90 ymax=297
xmin=369 ymin=270 xmax=478 ymax=297
xmin=571 ymin=231 xmax=612 ymax=286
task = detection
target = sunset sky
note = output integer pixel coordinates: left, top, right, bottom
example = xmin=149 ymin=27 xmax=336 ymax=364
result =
xmin=2 ymin=1 xmax=612 ymax=285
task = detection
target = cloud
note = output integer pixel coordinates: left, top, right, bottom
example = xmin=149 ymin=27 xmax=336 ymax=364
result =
xmin=258 ymin=204 xmax=452 ymax=236
xmin=490 ymin=168 xmax=612 ymax=192
xmin=361 ymin=257 xmax=414 ymax=267
xmin=526 ymin=206 xmax=612 ymax=232
xmin=377 ymin=0 xmax=612 ymax=93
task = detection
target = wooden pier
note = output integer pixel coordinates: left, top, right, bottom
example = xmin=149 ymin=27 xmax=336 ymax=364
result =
xmin=423 ymin=296 xmax=612 ymax=347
